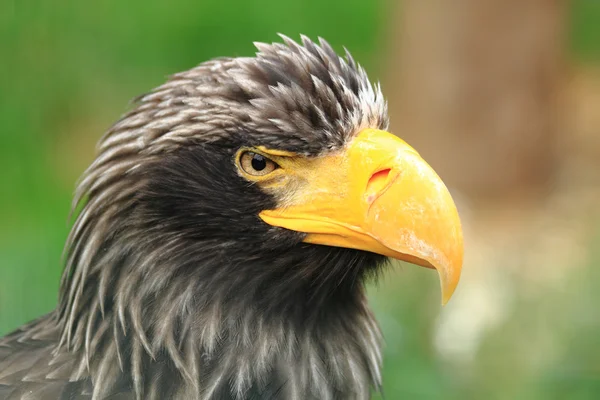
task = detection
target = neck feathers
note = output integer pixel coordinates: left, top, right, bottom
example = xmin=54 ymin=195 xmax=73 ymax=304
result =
xmin=56 ymin=247 xmax=383 ymax=399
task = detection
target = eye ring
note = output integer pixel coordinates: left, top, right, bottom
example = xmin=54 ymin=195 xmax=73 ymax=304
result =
xmin=238 ymin=151 xmax=279 ymax=176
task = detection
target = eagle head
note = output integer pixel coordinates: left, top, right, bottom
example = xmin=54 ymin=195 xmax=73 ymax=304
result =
xmin=56 ymin=35 xmax=463 ymax=399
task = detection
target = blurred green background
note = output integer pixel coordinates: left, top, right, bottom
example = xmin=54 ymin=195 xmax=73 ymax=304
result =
xmin=1 ymin=0 xmax=600 ymax=398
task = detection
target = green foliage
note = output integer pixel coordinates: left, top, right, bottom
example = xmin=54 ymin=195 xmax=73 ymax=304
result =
xmin=570 ymin=0 xmax=600 ymax=61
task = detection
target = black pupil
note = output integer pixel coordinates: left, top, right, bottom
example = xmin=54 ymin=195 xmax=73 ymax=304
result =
xmin=251 ymin=154 xmax=267 ymax=171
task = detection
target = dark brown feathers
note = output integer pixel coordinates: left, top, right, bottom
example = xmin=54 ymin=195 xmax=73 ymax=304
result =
xmin=0 ymin=35 xmax=389 ymax=400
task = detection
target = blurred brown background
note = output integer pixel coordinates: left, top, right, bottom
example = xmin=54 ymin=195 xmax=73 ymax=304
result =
xmin=1 ymin=0 xmax=599 ymax=398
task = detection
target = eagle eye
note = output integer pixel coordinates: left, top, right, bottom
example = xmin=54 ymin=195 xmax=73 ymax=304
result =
xmin=239 ymin=151 xmax=278 ymax=176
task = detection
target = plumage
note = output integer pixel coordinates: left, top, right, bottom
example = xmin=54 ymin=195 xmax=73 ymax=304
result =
xmin=0 ymin=34 xmax=464 ymax=400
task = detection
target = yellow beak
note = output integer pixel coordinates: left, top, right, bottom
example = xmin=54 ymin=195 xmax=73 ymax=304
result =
xmin=259 ymin=129 xmax=464 ymax=304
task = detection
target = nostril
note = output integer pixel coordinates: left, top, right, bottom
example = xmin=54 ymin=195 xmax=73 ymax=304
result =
xmin=366 ymin=168 xmax=392 ymax=203
xmin=367 ymin=169 xmax=391 ymax=191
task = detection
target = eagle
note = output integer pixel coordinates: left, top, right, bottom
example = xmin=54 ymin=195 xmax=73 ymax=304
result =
xmin=0 ymin=35 xmax=463 ymax=400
